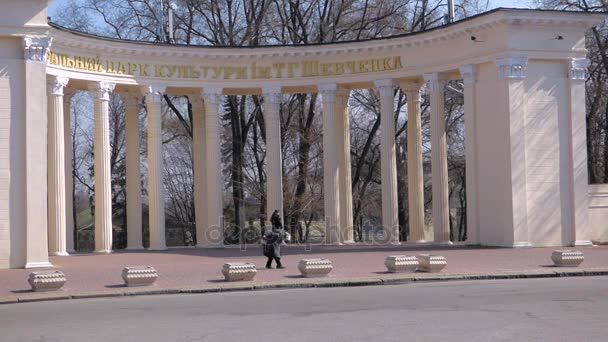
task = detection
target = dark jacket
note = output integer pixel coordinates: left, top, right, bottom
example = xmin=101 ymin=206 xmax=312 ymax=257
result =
xmin=263 ymin=228 xmax=284 ymax=258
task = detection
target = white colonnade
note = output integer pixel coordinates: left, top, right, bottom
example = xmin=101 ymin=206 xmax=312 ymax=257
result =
xmin=46 ymin=76 xmax=458 ymax=253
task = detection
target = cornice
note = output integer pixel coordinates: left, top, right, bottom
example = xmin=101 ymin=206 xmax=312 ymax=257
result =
xmin=47 ymin=9 xmax=605 ymax=62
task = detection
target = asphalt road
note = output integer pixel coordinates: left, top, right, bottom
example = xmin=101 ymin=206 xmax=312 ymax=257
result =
xmin=1 ymin=277 xmax=607 ymax=342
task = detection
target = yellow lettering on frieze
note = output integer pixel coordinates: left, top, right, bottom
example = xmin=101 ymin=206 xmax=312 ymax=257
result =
xmin=256 ymin=66 xmax=271 ymax=79
xmin=128 ymin=63 xmax=137 ymax=75
xmin=334 ymin=63 xmax=344 ymax=75
xmin=47 ymin=52 xmax=403 ymax=80
xmin=273 ymin=63 xmax=285 ymax=78
xmin=201 ymin=66 xmax=210 ymax=78
xmin=105 ymin=60 xmax=115 ymax=73
xmin=190 ymin=66 xmax=200 ymax=79
xmin=178 ymin=65 xmax=188 ymax=78
xmin=287 ymin=63 xmax=299 ymax=78
xmin=357 ymin=60 xmax=369 ymax=73
xmin=370 ymin=59 xmax=379 ymax=72
xmin=301 ymin=61 xmax=319 ymax=77
xmin=235 ymin=67 xmax=247 ymax=79
xmin=381 ymin=58 xmax=391 ymax=71
xmin=250 ymin=63 xmax=257 ymax=79
xmin=154 ymin=64 xmax=164 ymax=77
xmin=118 ymin=62 xmax=129 ymax=75
xmin=345 ymin=62 xmax=355 ymax=74
xmin=210 ymin=66 xmax=221 ymax=79
xmin=394 ymin=56 xmax=402 ymax=69
xmin=223 ymin=67 xmax=236 ymax=79
xmin=49 ymin=52 xmax=59 ymax=66
xmin=321 ymin=63 xmax=332 ymax=76
xmin=66 ymin=56 xmax=75 ymax=68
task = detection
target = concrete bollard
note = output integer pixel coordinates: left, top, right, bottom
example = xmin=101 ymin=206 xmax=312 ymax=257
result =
xmin=385 ymin=255 xmax=419 ymax=273
xmin=28 ymin=271 xmax=66 ymax=292
xmin=298 ymin=259 xmax=333 ymax=277
xmin=122 ymin=266 xmax=159 ymax=287
xmin=416 ymin=254 xmax=447 ymax=273
xmin=222 ymin=263 xmax=257 ymax=281
xmin=551 ymin=250 xmax=584 ymax=267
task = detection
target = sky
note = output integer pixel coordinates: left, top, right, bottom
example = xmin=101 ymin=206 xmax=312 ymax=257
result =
xmin=491 ymin=0 xmax=535 ymax=8
xmin=48 ymin=0 xmax=536 ymax=21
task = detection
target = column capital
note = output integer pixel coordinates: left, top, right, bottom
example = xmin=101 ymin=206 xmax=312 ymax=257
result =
xmin=201 ymin=87 xmax=223 ymax=105
xmin=399 ymin=80 xmax=424 ymax=102
xmin=142 ymin=85 xmax=166 ymax=103
xmin=88 ymin=82 xmax=115 ymax=101
xmin=336 ymin=88 xmax=351 ymax=108
xmin=318 ymin=83 xmax=338 ymax=103
xmin=423 ymin=73 xmax=447 ymax=93
xmin=262 ymin=86 xmax=283 ymax=105
xmin=495 ymin=55 xmax=528 ymax=80
xmin=459 ymin=64 xmax=478 ymax=87
xmin=374 ymin=79 xmax=395 ymax=97
xmin=47 ymin=76 xmax=69 ymax=96
xmin=23 ymin=36 xmax=52 ymax=63
xmin=568 ymin=58 xmax=588 ymax=81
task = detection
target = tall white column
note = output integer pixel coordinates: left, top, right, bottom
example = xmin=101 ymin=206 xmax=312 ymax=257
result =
xmin=400 ymin=80 xmax=426 ymax=242
xmin=495 ymin=56 xmax=530 ymax=247
xmin=89 ymin=81 xmax=115 ymax=253
xmin=319 ymin=84 xmax=341 ymax=245
xmin=336 ymin=88 xmax=354 ymax=244
xmin=63 ymin=90 xmax=75 ymax=253
xmin=375 ymin=79 xmax=400 ymax=244
xmin=124 ymin=92 xmax=143 ymax=249
xmin=47 ymin=76 xmax=69 ymax=256
xmin=24 ymin=36 xmax=53 ymax=268
xmin=459 ymin=65 xmax=480 ymax=245
xmin=143 ymin=85 xmax=167 ymax=250
xmin=262 ymin=87 xmax=284 ymax=223
xmin=192 ymin=98 xmax=207 ymax=247
xmin=567 ymin=58 xmax=592 ymax=246
xmin=423 ymin=73 xmax=452 ymax=244
xmin=201 ymin=87 xmax=224 ymax=247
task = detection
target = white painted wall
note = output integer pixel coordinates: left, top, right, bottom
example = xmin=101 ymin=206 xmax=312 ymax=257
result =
xmin=589 ymin=184 xmax=608 ymax=244
xmin=475 ymin=61 xmax=516 ymax=246
xmin=0 ymin=37 xmax=27 ymax=268
xmin=524 ymin=61 xmax=567 ymax=247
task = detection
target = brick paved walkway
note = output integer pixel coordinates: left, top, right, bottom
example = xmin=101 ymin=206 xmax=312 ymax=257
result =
xmin=1 ymin=244 xmax=607 ymax=302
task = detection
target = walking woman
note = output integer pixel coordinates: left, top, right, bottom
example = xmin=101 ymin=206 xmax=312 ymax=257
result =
xmin=263 ymin=210 xmax=288 ymax=269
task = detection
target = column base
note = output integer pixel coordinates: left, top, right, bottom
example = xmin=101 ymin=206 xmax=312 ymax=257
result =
xmin=94 ymin=249 xmax=113 ymax=254
xmin=341 ymin=240 xmax=356 ymax=245
xmin=573 ymin=240 xmax=593 ymax=246
xmin=434 ymin=241 xmax=453 ymax=246
xmin=512 ymin=242 xmax=532 ymax=248
xmin=126 ymin=246 xmax=145 ymax=250
xmin=50 ymin=251 xmax=70 ymax=256
xmin=408 ymin=240 xmax=427 ymax=243
xmin=389 ymin=241 xmax=402 ymax=246
xmin=25 ymin=261 xmax=54 ymax=269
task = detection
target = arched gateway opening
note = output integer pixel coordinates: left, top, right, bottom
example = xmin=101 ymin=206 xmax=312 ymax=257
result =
xmin=1 ymin=0 xmax=606 ymax=269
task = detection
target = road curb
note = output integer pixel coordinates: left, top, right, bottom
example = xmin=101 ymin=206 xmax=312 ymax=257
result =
xmin=2 ymin=269 xmax=608 ymax=305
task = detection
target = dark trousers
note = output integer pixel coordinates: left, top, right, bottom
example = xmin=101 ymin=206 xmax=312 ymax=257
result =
xmin=266 ymin=256 xmax=282 ymax=268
